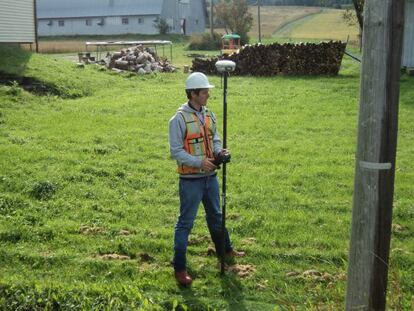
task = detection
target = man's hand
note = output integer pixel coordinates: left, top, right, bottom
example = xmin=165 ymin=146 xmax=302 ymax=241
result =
xmin=219 ymin=149 xmax=230 ymax=157
xmin=201 ymin=158 xmax=217 ymax=172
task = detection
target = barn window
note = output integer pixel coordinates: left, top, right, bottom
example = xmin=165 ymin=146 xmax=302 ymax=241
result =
xmin=97 ymin=18 xmax=105 ymax=26
xmin=195 ymin=19 xmax=199 ymax=25
xmin=47 ymin=20 xmax=53 ymax=26
xmin=86 ymin=19 xmax=92 ymax=26
xmin=58 ymin=20 xmax=65 ymax=27
xmin=138 ymin=17 xmax=143 ymax=24
xmin=122 ymin=17 xmax=129 ymax=25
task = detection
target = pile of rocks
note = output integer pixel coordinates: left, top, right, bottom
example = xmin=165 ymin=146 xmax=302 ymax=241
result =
xmin=105 ymin=45 xmax=176 ymax=74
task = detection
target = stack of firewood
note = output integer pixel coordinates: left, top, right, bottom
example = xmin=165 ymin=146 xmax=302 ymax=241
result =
xmin=192 ymin=41 xmax=346 ymax=76
xmin=105 ymin=45 xmax=176 ymax=74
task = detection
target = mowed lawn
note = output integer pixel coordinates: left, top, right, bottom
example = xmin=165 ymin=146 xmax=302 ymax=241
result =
xmin=0 ymin=45 xmax=413 ymax=310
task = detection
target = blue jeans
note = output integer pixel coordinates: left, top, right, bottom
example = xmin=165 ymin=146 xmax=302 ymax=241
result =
xmin=173 ymin=174 xmax=233 ymax=272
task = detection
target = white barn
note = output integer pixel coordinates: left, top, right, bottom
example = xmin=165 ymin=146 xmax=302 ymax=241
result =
xmin=403 ymin=0 xmax=414 ymax=68
xmin=37 ymin=0 xmax=207 ymax=37
xmin=0 ymin=0 xmax=37 ymax=46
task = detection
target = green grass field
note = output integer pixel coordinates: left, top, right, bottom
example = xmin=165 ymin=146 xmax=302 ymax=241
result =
xmin=0 ymin=43 xmax=413 ymax=310
xmin=273 ymin=9 xmax=359 ymax=43
xmin=247 ymin=6 xmax=322 ymax=39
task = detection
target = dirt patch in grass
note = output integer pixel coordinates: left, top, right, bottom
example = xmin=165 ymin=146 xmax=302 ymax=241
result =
xmin=98 ymin=253 xmax=131 ymax=260
xmin=138 ymin=253 xmax=155 ymax=263
xmin=241 ymin=237 xmax=257 ymax=245
xmin=118 ymin=229 xmax=131 ymax=236
xmin=227 ymin=264 xmax=256 ymax=278
xmin=79 ymin=225 xmax=105 ymax=235
xmin=0 ymin=71 xmax=62 ymax=97
xmin=227 ymin=213 xmax=241 ymax=220
xmin=286 ymin=269 xmax=347 ymax=282
xmin=138 ymin=262 xmax=159 ymax=272
xmin=188 ymin=234 xmax=210 ymax=246
xmin=392 ymin=223 xmax=404 ymax=233
xmin=39 ymin=251 xmax=55 ymax=258
xmin=206 ymin=245 xmax=216 ymax=256
xmin=256 ymin=279 xmax=269 ymax=290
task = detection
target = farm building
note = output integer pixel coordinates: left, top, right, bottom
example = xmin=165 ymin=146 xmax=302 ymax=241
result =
xmin=36 ymin=0 xmax=207 ymax=37
xmin=0 ymin=0 xmax=37 ymax=46
xmin=403 ymin=0 xmax=414 ymax=67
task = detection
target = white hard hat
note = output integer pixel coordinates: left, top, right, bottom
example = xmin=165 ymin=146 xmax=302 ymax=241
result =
xmin=185 ymin=72 xmax=214 ymax=90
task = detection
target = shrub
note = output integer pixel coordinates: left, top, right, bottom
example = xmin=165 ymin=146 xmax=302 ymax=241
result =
xmin=29 ymin=181 xmax=57 ymax=200
xmin=6 ymin=81 xmax=22 ymax=96
xmin=187 ymin=32 xmax=222 ymax=51
xmin=0 ymin=231 xmax=22 ymax=243
xmin=215 ymin=0 xmax=252 ymax=45
xmin=153 ymin=18 xmax=171 ymax=35
xmin=238 ymin=32 xmax=250 ymax=46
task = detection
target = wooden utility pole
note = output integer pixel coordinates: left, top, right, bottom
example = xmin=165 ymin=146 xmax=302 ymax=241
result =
xmin=33 ymin=0 xmax=39 ymax=53
xmin=210 ymin=0 xmax=214 ymax=37
xmin=346 ymin=0 xmax=405 ymax=310
xmin=258 ymin=0 xmax=262 ymax=43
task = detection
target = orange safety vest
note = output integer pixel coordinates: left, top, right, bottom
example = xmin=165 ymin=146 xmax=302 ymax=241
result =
xmin=177 ymin=109 xmax=216 ymax=174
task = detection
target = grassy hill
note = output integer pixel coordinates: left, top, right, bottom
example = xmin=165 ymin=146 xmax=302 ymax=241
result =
xmin=212 ymin=6 xmax=359 ymax=45
xmin=247 ymin=6 xmax=322 ymax=39
xmin=273 ymin=8 xmax=359 ymax=42
xmin=0 ymin=45 xmax=413 ymax=310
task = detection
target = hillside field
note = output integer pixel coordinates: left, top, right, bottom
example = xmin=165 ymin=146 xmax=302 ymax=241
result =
xmin=247 ymin=6 xmax=322 ymax=38
xmin=273 ymin=9 xmax=359 ymax=42
xmin=0 ymin=44 xmax=413 ymax=310
xmin=33 ymin=6 xmax=360 ymax=54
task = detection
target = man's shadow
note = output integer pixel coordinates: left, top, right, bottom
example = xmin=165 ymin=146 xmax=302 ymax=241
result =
xmin=177 ymin=285 xmax=204 ymax=311
xmin=219 ymin=271 xmax=247 ymax=311
xmin=177 ymin=270 xmax=247 ymax=311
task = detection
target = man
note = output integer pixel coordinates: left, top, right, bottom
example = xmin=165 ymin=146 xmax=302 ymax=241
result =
xmin=169 ymin=72 xmax=245 ymax=286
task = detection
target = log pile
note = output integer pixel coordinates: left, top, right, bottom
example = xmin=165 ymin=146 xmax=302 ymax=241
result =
xmin=105 ymin=45 xmax=176 ymax=74
xmin=192 ymin=41 xmax=346 ymax=76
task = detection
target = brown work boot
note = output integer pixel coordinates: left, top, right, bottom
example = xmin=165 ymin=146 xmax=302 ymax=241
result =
xmin=174 ymin=270 xmax=193 ymax=286
xmin=226 ymin=249 xmax=246 ymax=258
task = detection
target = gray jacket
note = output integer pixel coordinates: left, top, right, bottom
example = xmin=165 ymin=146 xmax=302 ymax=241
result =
xmin=169 ymin=102 xmax=222 ymax=178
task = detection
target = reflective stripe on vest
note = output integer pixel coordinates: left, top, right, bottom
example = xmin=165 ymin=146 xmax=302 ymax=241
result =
xmin=177 ymin=109 xmax=216 ymax=174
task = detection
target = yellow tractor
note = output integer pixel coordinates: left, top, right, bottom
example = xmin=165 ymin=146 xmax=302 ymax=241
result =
xmin=221 ymin=34 xmax=241 ymax=56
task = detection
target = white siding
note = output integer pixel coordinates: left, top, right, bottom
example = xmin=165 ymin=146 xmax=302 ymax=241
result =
xmin=36 ymin=0 xmax=206 ymax=37
xmin=0 ymin=0 xmax=36 ymax=43
xmin=402 ymin=0 xmax=414 ymax=67
xmin=37 ymin=0 xmax=162 ymax=19
xmin=38 ymin=15 xmax=158 ymax=36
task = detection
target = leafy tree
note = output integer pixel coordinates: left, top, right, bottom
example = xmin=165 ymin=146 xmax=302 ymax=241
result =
xmin=342 ymin=0 xmax=363 ymax=48
xmin=342 ymin=0 xmax=364 ymax=29
xmin=153 ymin=18 xmax=171 ymax=35
xmin=215 ymin=0 xmax=253 ymax=44
xmin=352 ymin=0 xmax=364 ymax=30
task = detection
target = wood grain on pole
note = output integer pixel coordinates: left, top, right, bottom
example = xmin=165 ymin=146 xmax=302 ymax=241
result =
xmin=210 ymin=0 xmax=214 ymax=37
xmin=345 ymin=0 xmax=405 ymax=310
xmin=258 ymin=0 xmax=261 ymax=43
xmin=34 ymin=0 xmax=39 ymax=53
